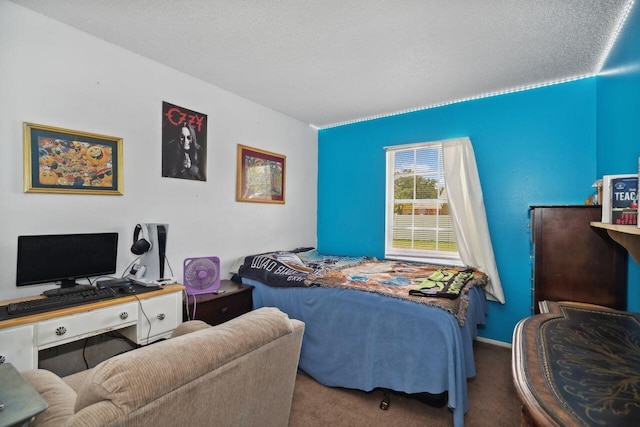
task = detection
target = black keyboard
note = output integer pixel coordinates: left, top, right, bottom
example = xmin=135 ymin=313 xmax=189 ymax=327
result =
xmin=7 ymin=288 xmax=119 ymax=316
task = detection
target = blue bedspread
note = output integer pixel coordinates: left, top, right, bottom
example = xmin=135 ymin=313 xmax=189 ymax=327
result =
xmin=242 ymin=276 xmax=487 ymax=427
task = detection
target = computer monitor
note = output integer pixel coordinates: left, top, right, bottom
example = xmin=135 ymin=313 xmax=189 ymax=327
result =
xmin=16 ymin=232 xmax=119 ymax=289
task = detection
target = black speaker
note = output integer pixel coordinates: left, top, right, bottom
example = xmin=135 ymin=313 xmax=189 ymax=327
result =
xmin=131 ymin=224 xmax=151 ymax=255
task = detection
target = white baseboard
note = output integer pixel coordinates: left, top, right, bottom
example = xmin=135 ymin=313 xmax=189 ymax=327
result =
xmin=476 ymin=336 xmax=512 ymax=348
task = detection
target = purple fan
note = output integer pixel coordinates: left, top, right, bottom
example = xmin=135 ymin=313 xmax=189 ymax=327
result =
xmin=183 ymin=256 xmax=220 ymax=296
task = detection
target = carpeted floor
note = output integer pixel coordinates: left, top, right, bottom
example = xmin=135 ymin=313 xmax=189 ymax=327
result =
xmin=288 ymin=340 xmax=521 ymax=426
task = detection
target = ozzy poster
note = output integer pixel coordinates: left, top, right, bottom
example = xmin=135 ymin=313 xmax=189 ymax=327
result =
xmin=162 ymin=101 xmax=207 ymax=181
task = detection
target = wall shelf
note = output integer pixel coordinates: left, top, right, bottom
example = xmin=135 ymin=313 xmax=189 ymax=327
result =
xmin=590 ymin=222 xmax=640 ymax=264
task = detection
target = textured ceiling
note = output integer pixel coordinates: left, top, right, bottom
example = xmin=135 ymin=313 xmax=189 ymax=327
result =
xmin=9 ymin=0 xmax=634 ymax=128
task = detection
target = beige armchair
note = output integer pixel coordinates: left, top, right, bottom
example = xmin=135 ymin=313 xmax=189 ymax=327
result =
xmin=22 ymin=307 xmax=304 ymax=427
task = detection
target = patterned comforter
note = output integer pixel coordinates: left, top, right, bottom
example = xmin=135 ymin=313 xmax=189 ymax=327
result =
xmin=238 ymin=249 xmax=487 ymax=325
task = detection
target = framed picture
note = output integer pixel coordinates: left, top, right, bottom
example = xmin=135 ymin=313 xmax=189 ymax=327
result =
xmin=23 ymin=122 xmax=123 ymax=195
xmin=237 ymin=144 xmax=286 ymax=204
xmin=161 ymin=101 xmax=207 ymax=181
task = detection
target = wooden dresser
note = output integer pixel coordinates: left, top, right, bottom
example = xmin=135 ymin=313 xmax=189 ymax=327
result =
xmin=530 ymin=205 xmax=627 ymax=313
xmin=512 ymin=301 xmax=640 ymax=426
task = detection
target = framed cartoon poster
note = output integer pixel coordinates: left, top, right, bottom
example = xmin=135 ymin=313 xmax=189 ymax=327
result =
xmin=23 ymin=122 xmax=123 ymax=195
xmin=162 ymin=101 xmax=207 ymax=181
xmin=236 ymin=144 xmax=285 ymax=204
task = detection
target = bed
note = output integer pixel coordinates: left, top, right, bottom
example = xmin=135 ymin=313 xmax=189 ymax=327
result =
xmin=236 ymin=249 xmax=488 ymax=427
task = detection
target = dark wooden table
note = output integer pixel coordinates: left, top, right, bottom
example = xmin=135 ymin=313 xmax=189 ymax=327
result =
xmin=512 ymin=301 xmax=640 ymax=426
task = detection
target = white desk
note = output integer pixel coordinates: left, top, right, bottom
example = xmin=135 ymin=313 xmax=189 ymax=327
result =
xmin=0 ymin=285 xmax=184 ymax=372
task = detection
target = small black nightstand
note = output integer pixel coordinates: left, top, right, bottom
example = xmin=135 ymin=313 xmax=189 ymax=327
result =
xmin=183 ymin=280 xmax=253 ymax=326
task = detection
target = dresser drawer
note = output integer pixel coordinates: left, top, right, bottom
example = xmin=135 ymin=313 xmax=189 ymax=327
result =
xmin=37 ymin=302 xmax=138 ymax=349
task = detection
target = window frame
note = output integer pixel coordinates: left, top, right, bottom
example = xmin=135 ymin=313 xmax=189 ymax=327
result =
xmin=384 ymin=141 xmax=463 ymax=266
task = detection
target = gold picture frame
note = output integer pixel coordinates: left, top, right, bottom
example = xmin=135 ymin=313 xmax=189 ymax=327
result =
xmin=236 ymin=144 xmax=285 ymax=204
xmin=23 ymin=122 xmax=123 ymax=195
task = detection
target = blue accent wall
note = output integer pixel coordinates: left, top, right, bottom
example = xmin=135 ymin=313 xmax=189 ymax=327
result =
xmin=318 ymin=3 xmax=640 ymax=343
xmin=597 ymin=2 xmax=640 ymax=311
xmin=319 ymin=80 xmax=597 ymax=343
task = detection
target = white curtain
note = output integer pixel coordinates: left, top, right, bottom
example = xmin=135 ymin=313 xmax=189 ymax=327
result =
xmin=442 ymin=137 xmax=505 ymax=303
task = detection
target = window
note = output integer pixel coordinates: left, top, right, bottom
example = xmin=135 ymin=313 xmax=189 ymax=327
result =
xmin=385 ymin=141 xmax=462 ymax=265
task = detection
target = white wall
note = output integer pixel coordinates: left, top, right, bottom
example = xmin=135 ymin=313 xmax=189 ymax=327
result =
xmin=0 ymin=1 xmax=318 ymax=300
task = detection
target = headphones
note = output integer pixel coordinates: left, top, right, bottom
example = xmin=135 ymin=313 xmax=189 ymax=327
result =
xmin=130 ymin=224 xmax=152 ymax=255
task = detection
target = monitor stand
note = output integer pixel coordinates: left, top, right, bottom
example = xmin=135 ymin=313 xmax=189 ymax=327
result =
xmin=43 ymin=284 xmax=95 ymax=297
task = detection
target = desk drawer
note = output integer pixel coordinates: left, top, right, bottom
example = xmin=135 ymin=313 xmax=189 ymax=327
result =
xmin=0 ymin=324 xmax=36 ymax=371
xmin=37 ymin=302 xmax=138 ymax=349
xmin=136 ymin=293 xmax=181 ymax=345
